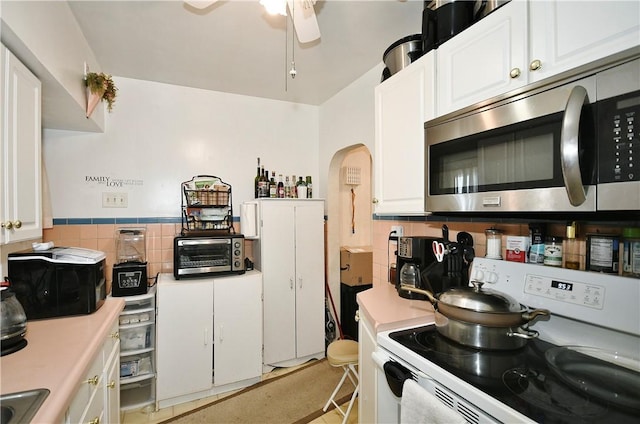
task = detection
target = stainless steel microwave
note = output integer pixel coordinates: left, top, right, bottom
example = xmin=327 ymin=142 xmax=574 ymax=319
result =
xmin=173 ymin=234 xmax=245 ymax=279
xmin=425 ymin=57 xmax=640 ymax=213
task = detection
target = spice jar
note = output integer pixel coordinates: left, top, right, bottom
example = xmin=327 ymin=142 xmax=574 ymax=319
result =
xmin=485 ymin=228 xmax=503 ymax=259
xmin=586 ymin=234 xmax=619 ymax=274
xmin=622 ymin=227 xmax=640 ymax=277
xmin=544 ymin=236 xmax=563 ymax=267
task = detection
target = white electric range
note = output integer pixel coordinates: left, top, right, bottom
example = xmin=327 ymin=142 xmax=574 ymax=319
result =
xmin=374 ymin=258 xmax=640 ymax=423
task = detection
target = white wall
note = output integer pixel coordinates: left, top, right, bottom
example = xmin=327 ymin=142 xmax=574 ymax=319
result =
xmin=317 ymin=65 xmax=382 ymax=201
xmin=43 ymin=77 xmax=319 ymax=219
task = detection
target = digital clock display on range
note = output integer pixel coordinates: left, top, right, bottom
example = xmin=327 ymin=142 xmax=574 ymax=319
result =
xmin=552 ymin=280 xmax=574 ymax=291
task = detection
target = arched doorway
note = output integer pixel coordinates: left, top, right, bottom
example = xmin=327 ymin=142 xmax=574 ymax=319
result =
xmin=325 ymin=143 xmax=372 ymax=338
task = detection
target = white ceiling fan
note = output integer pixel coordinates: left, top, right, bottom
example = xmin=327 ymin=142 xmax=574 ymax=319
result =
xmin=185 ymin=0 xmax=321 ymax=44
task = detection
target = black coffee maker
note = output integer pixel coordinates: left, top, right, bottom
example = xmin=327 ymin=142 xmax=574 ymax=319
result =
xmin=396 ymin=227 xmax=475 ymax=299
xmin=396 ymin=236 xmax=444 ymax=300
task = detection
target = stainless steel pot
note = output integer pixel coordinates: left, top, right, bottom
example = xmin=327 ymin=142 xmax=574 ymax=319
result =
xmin=382 ymin=34 xmax=423 ymax=76
xmin=401 ymin=281 xmax=549 ymax=350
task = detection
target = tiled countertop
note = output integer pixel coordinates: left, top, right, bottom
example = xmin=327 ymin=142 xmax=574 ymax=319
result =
xmin=0 ymin=298 xmax=125 ymax=423
xmin=356 ymin=282 xmax=435 ymax=333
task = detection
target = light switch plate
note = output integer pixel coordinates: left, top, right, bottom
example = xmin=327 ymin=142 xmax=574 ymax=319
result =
xmin=102 ymin=192 xmax=128 ymax=208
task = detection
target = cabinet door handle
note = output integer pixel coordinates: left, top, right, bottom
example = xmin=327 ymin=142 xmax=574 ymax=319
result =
xmin=1 ymin=220 xmax=22 ymax=229
xmin=509 ymin=67 xmax=521 ymax=78
xmin=529 ymin=59 xmax=542 ymax=71
xmin=110 ymin=331 xmax=119 ymax=340
xmin=298 ymin=277 xmax=303 ymax=289
xmin=86 ymin=375 xmax=99 ymax=386
xmin=107 ymin=380 xmax=116 ymax=389
xmin=355 ymin=310 xmax=360 ymax=322
xmin=88 ymin=417 xmax=100 ymax=424
xmin=290 ymin=278 xmax=294 ymax=290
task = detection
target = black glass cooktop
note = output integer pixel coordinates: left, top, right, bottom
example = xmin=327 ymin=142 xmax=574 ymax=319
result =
xmin=389 ymin=325 xmax=639 ymax=424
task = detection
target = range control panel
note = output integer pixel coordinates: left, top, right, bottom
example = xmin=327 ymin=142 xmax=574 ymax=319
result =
xmin=524 ymin=274 xmax=605 ymax=310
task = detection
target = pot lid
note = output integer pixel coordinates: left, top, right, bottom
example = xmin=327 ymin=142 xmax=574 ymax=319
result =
xmin=438 ymin=281 xmax=525 ymax=313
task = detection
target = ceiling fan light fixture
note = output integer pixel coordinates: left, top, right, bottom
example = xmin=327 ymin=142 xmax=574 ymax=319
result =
xmin=260 ymin=0 xmax=287 ymax=16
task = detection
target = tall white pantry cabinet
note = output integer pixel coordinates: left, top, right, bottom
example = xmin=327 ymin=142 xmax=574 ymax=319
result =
xmin=246 ymin=199 xmax=326 ymax=369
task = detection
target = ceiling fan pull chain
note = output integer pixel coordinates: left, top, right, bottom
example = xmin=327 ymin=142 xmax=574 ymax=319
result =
xmin=289 ymin=0 xmax=297 ymax=79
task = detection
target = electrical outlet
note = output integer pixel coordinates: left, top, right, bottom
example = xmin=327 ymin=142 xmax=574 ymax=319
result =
xmin=391 ymin=225 xmax=404 ymax=238
xmin=102 ymin=192 xmax=128 ymax=208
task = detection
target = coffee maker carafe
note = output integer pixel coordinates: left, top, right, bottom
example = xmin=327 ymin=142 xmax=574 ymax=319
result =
xmin=396 ymin=236 xmax=443 ymax=300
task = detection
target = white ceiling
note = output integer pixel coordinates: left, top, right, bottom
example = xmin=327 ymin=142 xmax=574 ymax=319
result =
xmin=67 ymin=0 xmax=425 ymax=105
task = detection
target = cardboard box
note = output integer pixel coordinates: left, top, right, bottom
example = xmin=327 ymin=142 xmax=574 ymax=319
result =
xmin=340 ymin=246 xmax=373 ymax=286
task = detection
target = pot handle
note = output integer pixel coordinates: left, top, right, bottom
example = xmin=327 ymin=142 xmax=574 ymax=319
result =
xmin=399 ymin=284 xmax=437 ymax=305
xmin=507 ymin=327 xmax=539 ymax=339
xmin=522 ymin=308 xmax=550 ymax=324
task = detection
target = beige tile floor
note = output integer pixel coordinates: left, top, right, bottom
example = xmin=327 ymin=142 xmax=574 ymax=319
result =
xmin=121 ymin=365 xmax=358 ymax=424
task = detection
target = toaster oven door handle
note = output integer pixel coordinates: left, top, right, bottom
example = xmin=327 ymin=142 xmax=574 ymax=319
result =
xmin=560 ymin=85 xmax=589 ymax=207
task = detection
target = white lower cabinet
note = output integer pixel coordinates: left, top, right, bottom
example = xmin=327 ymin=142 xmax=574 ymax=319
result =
xmin=213 ymin=272 xmax=263 ymax=387
xmin=66 ymin=320 xmax=120 ymax=424
xmin=156 ymin=271 xmax=262 ymax=409
xmin=118 ymin=287 xmax=156 ymax=412
xmin=358 ymin=311 xmax=376 ymax=424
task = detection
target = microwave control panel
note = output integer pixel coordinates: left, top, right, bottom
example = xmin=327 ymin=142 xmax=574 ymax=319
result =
xmin=599 ymin=89 xmax=640 ymax=183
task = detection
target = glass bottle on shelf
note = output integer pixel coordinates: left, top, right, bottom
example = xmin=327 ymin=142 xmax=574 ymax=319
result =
xmin=269 ymin=171 xmax=277 ymax=198
xmin=285 ymin=176 xmax=292 ymax=198
xmin=258 ymin=166 xmax=268 ymax=198
xmin=564 ymin=221 xmax=581 ymax=270
xmin=292 ymin=175 xmax=297 ymax=198
xmin=277 ymin=174 xmax=285 ymax=198
xmin=296 ymin=176 xmax=307 ymax=199
xmin=305 ymin=176 xmax=312 ymax=198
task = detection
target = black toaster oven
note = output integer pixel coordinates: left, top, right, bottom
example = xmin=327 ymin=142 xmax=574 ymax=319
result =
xmin=7 ymin=247 xmax=107 ymax=320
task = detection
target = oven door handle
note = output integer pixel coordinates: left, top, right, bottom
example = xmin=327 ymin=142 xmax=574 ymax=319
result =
xmin=372 ymin=351 xmax=429 ymax=380
xmin=560 ymin=85 xmax=589 ymax=206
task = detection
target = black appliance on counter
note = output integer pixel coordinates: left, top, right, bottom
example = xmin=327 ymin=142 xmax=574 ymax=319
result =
xmin=7 ymin=247 xmax=106 ymax=320
xmin=112 ymin=228 xmax=148 ymax=297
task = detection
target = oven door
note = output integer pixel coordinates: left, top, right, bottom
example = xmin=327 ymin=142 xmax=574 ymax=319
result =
xmin=372 ymin=348 xmax=499 ymax=424
xmin=426 ymin=76 xmax=597 ymax=213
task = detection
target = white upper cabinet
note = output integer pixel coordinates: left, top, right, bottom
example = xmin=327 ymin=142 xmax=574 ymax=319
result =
xmin=528 ymin=1 xmax=640 ymax=82
xmin=436 ymin=0 xmax=528 ymax=117
xmin=1 ymin=45 xmax=42 ymax=244
xmin=374 ymin=52 xmax=435 ymax=215
xmin=436 ymin=0 xmax=640 ymax=118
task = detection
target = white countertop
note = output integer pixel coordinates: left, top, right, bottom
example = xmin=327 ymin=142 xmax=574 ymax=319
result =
xmin=0 ymin=298 xmax=125 ymax=423
xmin=356 ymin=282 xmax=435 ymax=333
